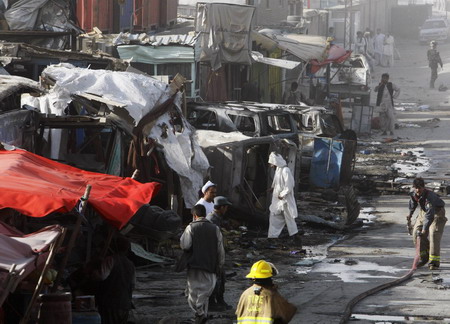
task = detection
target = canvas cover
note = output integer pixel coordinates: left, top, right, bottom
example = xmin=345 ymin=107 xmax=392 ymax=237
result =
xmin=0 ymin=148 xmax=161 ymax=229
xmin=195 ymin=3 xmax=255 ymax=70
xmin=0 ymin=224 xmax=62 ymax=306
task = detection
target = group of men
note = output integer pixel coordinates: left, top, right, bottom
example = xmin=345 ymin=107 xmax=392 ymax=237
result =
xmin=354 ymin=28 xmax=395 ymax=68
xmin=180 ymin=152 xmax=300 ymax=323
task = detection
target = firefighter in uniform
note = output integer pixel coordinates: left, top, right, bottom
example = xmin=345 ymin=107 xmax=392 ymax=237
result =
xmin=408 ymin=177 xmax=447 ymax=270
xmin=236 ymin=260 xmax=297 ymax=324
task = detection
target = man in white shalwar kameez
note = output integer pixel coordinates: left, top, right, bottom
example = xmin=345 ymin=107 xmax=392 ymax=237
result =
xmin=267 ymin=152 xmax=299 ymax=239
xmin=374 ymin=29 xmax=385 ymax=66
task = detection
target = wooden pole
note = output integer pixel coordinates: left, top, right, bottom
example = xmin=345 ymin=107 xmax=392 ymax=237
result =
xmin=51 ymin=185 xmax=92 ymax=293
xmin=21 ymin=228 xmax=67 ymax=324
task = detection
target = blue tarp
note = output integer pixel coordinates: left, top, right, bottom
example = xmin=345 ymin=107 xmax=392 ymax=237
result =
xmin=309 ymin=137 xmax=344 ymax=188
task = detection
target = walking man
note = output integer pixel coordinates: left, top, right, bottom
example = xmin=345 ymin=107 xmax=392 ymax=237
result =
xmin=373 ymin=29 xmax=385 ymax=66
xmin=382 ymin=32 xmax=395 ymax=67
xmin=236 ymin=260 xmax=297 ymax=323
xmin=427 ymin=40 xmax=443 ymax=89
xmin=180 ymin=204 xmax=225 ymax=323
xmin=196 ymin=180 xmax=217 ymax=217
xmin=374 ymin=73 xmax=400 ymax=136
xmin=267 ymin=152 xmax=299 ymax=240
xmin=408 ymin=177 xmax=447 ymax=270
xmin=207 ymin=196 xmax=233 ymax=311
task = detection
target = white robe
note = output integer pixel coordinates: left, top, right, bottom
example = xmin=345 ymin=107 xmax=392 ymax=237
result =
xmin=268 ymin=153 xmax=298 ymax=238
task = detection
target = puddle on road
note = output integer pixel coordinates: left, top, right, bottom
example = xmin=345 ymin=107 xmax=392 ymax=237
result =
xmin=359 ymin=205 xmax=377 ymax=227
xmin=392 ymin=147 xmax=430 ymax=179
xmin=309 ymin=260 xmax=403 ymax=283
xmin=351 ymin=313 xmax=450 ymax=323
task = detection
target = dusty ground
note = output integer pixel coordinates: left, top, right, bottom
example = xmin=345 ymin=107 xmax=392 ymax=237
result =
xmin=130 ymin=38 xmax=450 ymax=324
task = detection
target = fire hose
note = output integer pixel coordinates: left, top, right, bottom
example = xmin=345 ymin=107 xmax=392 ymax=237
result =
xmin=339 ymin=231 xmax=421 ymax=324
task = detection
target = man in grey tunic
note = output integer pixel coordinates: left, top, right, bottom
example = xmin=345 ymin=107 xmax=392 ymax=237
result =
xmin=181 ymin=204 xmax=225 ymax=323
xmin=375 ymin=73 xmax=400 ymax=136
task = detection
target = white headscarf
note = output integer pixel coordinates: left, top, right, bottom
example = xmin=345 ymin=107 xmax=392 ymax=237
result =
xmin=201 ymin=180 xmax=216 ymax=194
xmin=268 ymin=152 xmax=287 ymax=168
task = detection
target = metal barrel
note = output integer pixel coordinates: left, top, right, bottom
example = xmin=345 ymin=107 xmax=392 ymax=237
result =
xmin=38 ymin=292 xmax=72 ymax=324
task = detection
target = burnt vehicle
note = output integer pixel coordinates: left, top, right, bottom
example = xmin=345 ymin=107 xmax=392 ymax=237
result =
xmin=187 ymin=101 xmax=300 ymax=141
xmin=282 ymin=105 xmax=357 ymax=187
xmin=316 ymin=54 xmax=371 ymax=106
xmin=0 ymin=75 xmax=43 ymax=150
xmin=195 ymin=129 xmax=298 ymax=224
xmin=188 ymin=101 xmax=356 ymax=188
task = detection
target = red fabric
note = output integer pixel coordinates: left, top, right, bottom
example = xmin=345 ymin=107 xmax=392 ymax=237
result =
xmin=0 ymin=149 xmax=161 ymax=229
xmin=310 ymin=45 xmax=352 ymax=74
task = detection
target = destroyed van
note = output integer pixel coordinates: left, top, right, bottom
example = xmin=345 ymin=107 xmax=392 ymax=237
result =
xmin=195 ymin=130 xmax=298 ymax=224
xmin=187 ymin=101 xmax=300 ymax=142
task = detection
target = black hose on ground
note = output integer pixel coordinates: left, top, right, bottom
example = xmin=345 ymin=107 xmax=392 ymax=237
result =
xmin=339 ymin=234 xmax=421 ymax=324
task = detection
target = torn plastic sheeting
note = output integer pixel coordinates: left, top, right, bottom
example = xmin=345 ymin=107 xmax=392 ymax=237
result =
xmin=149 ymin=113 xmax=209 ymax=208
xmin=4 ymin=0 xmax=49 ymax=31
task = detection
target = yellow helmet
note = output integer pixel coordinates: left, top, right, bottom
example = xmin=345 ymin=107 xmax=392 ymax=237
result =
xmin=246 ymin=260 xmax=273 ymax=279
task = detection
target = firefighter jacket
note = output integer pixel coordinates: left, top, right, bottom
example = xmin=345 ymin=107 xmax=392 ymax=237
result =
xmin=409 ymin=189 xmax=445 ymax=231
xmin=236 ymin=284 xmax=297 ymax=324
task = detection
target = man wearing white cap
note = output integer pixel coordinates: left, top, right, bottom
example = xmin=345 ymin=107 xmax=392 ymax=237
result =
xmin=267 ymin=152 xmax=299 ymax=239
xmin=196 ymin=180 xmax=217 ymax=217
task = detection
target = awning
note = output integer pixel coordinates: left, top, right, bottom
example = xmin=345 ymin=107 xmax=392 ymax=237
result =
xmin=253 ymin=31 xmax=327 ymax=62
xmin=251 ymin=51 xmax=301 ymax=69
xmin=310 ymin=44 xmax=352 ymax=74
xmin=0 ymin=224 xmax=63 ymax=306
xmin=0 ymin=148 xmax=161 ymax=229
xmin=117 ymin=44 xmax=194 ymax=64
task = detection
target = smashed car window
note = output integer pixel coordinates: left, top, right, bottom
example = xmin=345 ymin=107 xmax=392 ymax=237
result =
xmin=267 ymin=114 xmax=293 ymax=133
xmin=188 ymin=110 xmax=218 ymax=130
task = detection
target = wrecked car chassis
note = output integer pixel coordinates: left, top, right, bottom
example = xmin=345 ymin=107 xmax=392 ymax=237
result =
xmin=198 ymin=131 xmax=298 ymax=225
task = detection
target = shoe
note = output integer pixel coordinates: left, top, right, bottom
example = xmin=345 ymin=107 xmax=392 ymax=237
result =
xmin=389 ymin=131 xmax=394 ymax=136
xmin=429 ymin=263 xmax=440 ymax=270
xmin=417 ymin=259 xmax=429 ymax=267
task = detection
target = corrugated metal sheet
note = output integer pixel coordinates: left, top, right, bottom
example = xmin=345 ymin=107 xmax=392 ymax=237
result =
xmin=77 ymin=0 xmax=114 ymax=32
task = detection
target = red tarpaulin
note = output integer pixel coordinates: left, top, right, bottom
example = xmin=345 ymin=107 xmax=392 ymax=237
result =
xmin=0 ymin=149 xmax=161 ymax=229
xmin=310 ymin=45 xmax=352 ymax=74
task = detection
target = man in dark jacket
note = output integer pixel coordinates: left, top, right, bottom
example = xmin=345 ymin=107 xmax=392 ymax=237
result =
xmin=374 ymin=73 xmax=400 ymax=136
xmin=207 ymin=196 xmax=232 ymax=311
xmin=180 ymin=204 xmax=225 ymax=323
xmin=427 ymin=40 xmax=444 ymax=89
xmin=93 ymin=235 xmax=135 ymax=324
xmin=408 ymin=177 xmax=447 ymax=270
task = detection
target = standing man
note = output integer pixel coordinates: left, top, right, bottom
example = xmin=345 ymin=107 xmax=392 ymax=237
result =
xmin=207 ymin=196 xmax=232 ymax=311
xmin=180 ymin=204 xmax=225 ymax=323
xmin=427 ymin=40 xmax=443 ymax=89
xmin=408 ymin=177 xmax=447 ymax=270
xmin=382 ymin=32 xmax=395 ymax=67
xmin=373 ymin=29 xmax=385 ymax=66
xmin=196 ymin=180 xmax=217 ymax=217
xmin=93 ymin=235 xmax=135 ymax=324
xmin=267 ymin=152 xmax=299 ymax=240
xmin=236 ymin=260 xmax=297 ymax=323
xmin=282 ymin=81 xmax=304 ymax=105
xmin=355 ymin=31 xmax=367 ymax=55
xmin=374 ymin=73 xmax=400 ymax=136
